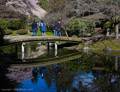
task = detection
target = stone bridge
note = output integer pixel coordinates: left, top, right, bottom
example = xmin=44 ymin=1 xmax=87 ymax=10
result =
xmin=3 ymin=36 xmax=83 ymax=59
xmin=4 ymin=36 xmax=82 ymax=45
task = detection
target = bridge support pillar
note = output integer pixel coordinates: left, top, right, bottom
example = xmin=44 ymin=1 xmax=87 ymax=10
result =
xmin=22 ymin=43 xmax=25 ymax=53
xmin=21 ymin=43 xmax=25 ymax=60
xmin=54 ymin=42 xmax=57 ymax=56
xmin=54 ymin=42 xmax=57 ymax=50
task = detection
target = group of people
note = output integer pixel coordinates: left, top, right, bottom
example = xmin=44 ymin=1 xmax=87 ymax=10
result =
xmin=32 ymin=20 xmax=46 ymax=36
xmin=32 ymin=19 xmax=61 ymax=36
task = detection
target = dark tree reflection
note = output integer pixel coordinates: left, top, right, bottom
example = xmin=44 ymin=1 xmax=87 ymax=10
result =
xmin=3 ymin=51 xmax=120 ymax=92
xmin=0 ymin=27 xmax=4 ymax=45
xmin=0 ymin=65 xmax=22 ymax=92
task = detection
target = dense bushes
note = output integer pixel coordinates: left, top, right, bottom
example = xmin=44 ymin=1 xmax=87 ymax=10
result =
xmin=0 ymin=18 xmax=27 ymax=30
xmin=17 ymin=29 xmax=27 ymax=35
xmin=0 ymin=19 xmax=9 ymax=29
xmin=8 ymin=20 xmax=27 ymax=30
xmin=4 ymin=29 xmax=12 ymax=35
xmin=67 ymin=19 xmax=96 ymax=37
xmin=103 ymin=21 xmax=115 ymax=33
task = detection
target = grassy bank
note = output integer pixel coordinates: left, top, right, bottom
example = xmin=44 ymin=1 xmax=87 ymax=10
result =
xmin=10 ymin=30 xmax=53 ymax=36
xmin=77 ymin=37 xmax=120 ymax=50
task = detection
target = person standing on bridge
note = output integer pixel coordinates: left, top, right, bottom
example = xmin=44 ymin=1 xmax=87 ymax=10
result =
xmin=57 ymin=19 xmax=61 ymax=36
xmin=32 ymin=20 xmax=38 ymax=36
xmin=40 ymin=20 xmax=46 ymax=36
xmin=53 ymin=21 xmax=58 ymax=36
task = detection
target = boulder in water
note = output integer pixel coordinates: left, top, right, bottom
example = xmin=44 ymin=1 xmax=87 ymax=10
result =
xmin=103 ymin=46 xmax=112 ymax=52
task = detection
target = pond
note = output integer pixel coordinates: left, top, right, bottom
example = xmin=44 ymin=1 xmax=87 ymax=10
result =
xmin=0 ymin=42 xmax=120 ymax=92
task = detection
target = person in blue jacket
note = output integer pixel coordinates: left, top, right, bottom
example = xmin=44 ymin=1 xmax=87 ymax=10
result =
xmin=32 ymin=20 xmax=37 ymax=36
xmin=40 ymin=20 xmax=46 ymax=36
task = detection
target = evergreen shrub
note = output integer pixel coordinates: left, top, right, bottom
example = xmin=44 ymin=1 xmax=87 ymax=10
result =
xmin=17 ymin=29 xmax=27 ymax=35
xmin=4 ymin=29 xmax=12 ymax=35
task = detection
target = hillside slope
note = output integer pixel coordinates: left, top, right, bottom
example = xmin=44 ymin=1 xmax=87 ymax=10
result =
xmin=0 ymin=0 xmax=47 ymax=19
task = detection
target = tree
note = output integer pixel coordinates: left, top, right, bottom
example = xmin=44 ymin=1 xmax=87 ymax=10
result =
xmin=44 ymin=0 xmax=120 ymax=38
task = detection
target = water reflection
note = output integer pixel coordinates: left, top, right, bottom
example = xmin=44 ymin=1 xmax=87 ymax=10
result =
xmin=1 ymin=44 xmax=120 ymax=92
xmin=55 ymin=49 xmax=58 ymax=56
xmin=2 ymin=52 xmax=120 ymax=92
xmin=41 ymin=67 xmax=46 ymax=79
xmin=54 ymin=64 xmax=62 ymax=75
xmin=32 ymin=67 xmax=38 ymax=84
xmin=21 ymin=42 xmax=47 ymax=60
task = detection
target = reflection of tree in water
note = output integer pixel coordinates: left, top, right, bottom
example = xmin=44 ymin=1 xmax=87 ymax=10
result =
xmin=67 ymin=53 xmax=95 ymax=73
xmin=43 ymin=53 xmax=96 ymax=92
xmin=31 ymin=67 xmax=38 ymax=84
xmin=44 ymin=64 xmax=75 ymax=92
xmin=25 ymin=52 xmax=120 ymax=92
xmin=66 ymin=53 xmax=96 ymax=92
xmin=44 ymin=66 xmax=54 ymax=88
xmin=0 ymin=27 xmax=4 ymax=45
xmin=89 ymin=56 xmax=120 ymax=92
xmin=6 ymin=68 xmax=33 ymax=82
xmin=73 ymin=54 xmax=120 ymax=92
xmin=0 ymin=65 xmax=22 ymax=92
xmin=55 ymin=67 xmax=74 ymax=92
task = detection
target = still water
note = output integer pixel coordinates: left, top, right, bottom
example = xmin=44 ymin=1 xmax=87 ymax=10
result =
xmin=0 ymin=43 xmax=120 ymax=92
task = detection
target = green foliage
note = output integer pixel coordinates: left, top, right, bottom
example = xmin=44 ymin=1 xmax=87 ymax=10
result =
xmin=25 ymin=26 xmax=32 ymax=30
xmin=104 ymin=21 xmax=112 ymax=29
xmin=112 ymin=16 xmax=120 ymax=24
xmin=25 ymin=26 xmax=32 ymax=32
xmin=4 ymin=29 xmax=12 ymax=35
xmin=103 ymin=21 xmax=115 ymax=33
xmin=0 ymin=44 xmax=21 ymax=53
xmin=0 ymin=18 xmax=9 ymax=29
xmin=0 ymin=18 xmax=27 ymax=30
xmin=11 ymin=30 xmax=17 ymax=36
xmin=8 ymin=19 xmax=27 ymax=30
xmin=67 ymin=19 xmax=95 ymax=37
xmin=38 ymin=0 xmax=48 ymax=10
xmin=17 ymin=29 xmax=27 ymax=35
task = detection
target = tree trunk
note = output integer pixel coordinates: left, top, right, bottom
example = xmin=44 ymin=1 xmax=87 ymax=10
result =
xmin=64 ymin=26 xmax=68 ymax=37
xmin=65 ymin=31 xmax=68 ymax=37
xmin=115 ymin=24 xmax=119 ymax=39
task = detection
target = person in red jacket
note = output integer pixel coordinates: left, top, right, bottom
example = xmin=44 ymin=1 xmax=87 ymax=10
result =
xmin=57 ymin=19 xmax=61 ymax=36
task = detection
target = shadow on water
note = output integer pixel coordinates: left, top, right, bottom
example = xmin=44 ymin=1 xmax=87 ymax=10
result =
xmin=0 ymin=60 xmax=22 ymax=92
xmin=1 ymin=42 xmax=120 ymax=92
xmin=57 ymin=42 xmax=79 ymax=48
xmin=0 ymin=27 xmax=5 ymax=46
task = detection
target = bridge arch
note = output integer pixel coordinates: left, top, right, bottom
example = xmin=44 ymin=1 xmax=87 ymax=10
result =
xmin=4 ymin=36 xmax=82 ymax=45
